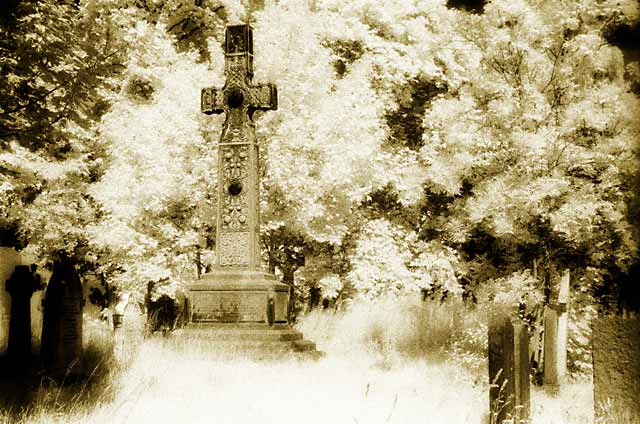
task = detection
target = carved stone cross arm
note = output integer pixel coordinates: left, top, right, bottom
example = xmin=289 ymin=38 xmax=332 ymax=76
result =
xmin=201 ymin=83 xmax=277 ymax=116
xmin=201 ymin=87 xmax=225 ymax=115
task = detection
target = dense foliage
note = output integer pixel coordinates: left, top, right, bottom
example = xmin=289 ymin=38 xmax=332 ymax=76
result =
xmin=1 ymin=0 xmax=639 ymax=317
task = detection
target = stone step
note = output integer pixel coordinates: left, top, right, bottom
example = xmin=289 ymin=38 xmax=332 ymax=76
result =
xmin=170 ymin=324 xmax=323 ymax=359
xmin=291 ymin=339 xmax=316 ymax=352
xmin=207 ymin=342 xmax=292 ymax=354
xmin=187 ymin=322 xmax=290 ymax=330
xmin=179 ymin=327 xmax=303 ymax=342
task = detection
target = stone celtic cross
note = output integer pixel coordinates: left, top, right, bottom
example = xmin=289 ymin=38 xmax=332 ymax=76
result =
xmin=201 ymin=24 xmax=277 ymax=271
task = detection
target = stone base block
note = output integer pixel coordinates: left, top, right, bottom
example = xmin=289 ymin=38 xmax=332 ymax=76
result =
xmin=187 ymin=270 xmax=289 ymax=323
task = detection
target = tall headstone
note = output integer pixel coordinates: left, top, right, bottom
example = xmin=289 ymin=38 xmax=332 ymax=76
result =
xmin=544 ymin=268 xmax=570 ymax=392
xmin=5 ymin=265 xmax=42 ymax=364
xmin=0 ymin=247 xmax=22 ymax=353
xmin=191 ymin=24 xmax=288 ymax=323
xmin=40 ymin=260 xmax=84 ymax=377
xmin=592 ymin=316 xmax=640 ymax=421
xmin=488 ymin=312 xmax=531 ymax=424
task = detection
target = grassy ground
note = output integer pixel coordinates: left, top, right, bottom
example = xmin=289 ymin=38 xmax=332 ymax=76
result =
xmin=0 ymin=297 xmax=600 ymax=424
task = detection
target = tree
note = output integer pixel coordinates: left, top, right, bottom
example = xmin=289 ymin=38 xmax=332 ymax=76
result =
xmin=88 ymin=17 xmax=222 ymax=296
xmin=0 ymin=1 xmax=128 ymax=266
xmin=417 ymin=0 xmax=640 ymax=309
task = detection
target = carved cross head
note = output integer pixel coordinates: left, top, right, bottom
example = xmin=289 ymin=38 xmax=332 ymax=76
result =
xmin=201 ymin=24 xmax=277 ymax=118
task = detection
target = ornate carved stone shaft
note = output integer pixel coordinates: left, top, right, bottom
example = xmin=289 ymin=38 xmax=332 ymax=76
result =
xmin=201 ymin=24 xmax=277 ymax=271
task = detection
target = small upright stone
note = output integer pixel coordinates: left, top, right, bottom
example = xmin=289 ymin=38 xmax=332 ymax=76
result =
xmin=544 ymin=269 xmax=570 ymax=392
xmin=488 ymin=311 xmax=530 ymax=423
xmin=0 ymin=248 xmax=22 ymax=353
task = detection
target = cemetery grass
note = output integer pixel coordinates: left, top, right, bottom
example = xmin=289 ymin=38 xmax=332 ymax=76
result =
xmin=1 ymin=297 xmax=598 ymax=424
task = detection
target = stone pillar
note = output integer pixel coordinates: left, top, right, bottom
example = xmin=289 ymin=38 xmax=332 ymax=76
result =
xmin=592 ymin=316 xmax=640 ymax=421
xmin=40 ymin=260 xmax=84 ymax=377
xmin=0 ymin=247 xmax=21 ymax=353
xmin=544 ymin=269 xmax=570 ymax=392
xmin=5 ymin=265 xmax=41 ymax=365
xmin=488 ymin=312 xmax=531 ymax=423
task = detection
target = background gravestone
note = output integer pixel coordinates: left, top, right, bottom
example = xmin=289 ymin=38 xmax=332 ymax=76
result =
xmin=592 ymin=316 xmax=640 ymax=420
xmin=0 ymin=247 xmax=22 ymax=354
xmin=40 ymin=260 xmax=84 ymax=377
xmin=6 ymin=265 xmax=42 ymax=365
xmin=113 ymin=293 xmax=144 ymax=363
xmin=488 ymin=312 xmax=530 ymax=424
xmin=544 ymin=269 xmax=570 ymax=392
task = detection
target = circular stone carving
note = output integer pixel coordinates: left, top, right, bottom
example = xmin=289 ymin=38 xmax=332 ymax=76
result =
xmin=226 ymin=88 xmax=244 ymax=109
xmin=238 ymin=215 xmax=247 ymax=223
xmin=228 ymin=181 xmax=243 ymax=196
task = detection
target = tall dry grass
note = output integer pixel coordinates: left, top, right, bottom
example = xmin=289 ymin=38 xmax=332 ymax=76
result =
xmin=2 ymin=296 xmax=603 ymax=424
xmin=0 ymin=316 xmax=118 ymax=424
xmin=297 ymin=295 xmax=487 ymax=377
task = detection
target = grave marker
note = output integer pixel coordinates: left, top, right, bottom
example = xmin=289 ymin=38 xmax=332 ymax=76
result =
xmin=488 ymin=312 xmax=530 ymax=423
xmin=0 ymin=247 xmax=21 ymax=353
xmin=40 ymin=260 xmax=83 ymax=377
xmin=5 ymin=265 xmax=42 ymax=364
xmin=544 ymin=269 xmax=570 ymax=392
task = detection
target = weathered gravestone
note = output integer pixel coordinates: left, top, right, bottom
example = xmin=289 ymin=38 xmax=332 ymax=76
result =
xmin=544 ymin=268 xmax=570 ymax=392
xmin=592 ymin=316 xmax=640 ymax=421
xmin=488 ymin=312 xmax=530 ymax=424
xmin=112 ymin=292 xmax=145 ymax=363
xmin=40 ymin=261 xmax=84 ymax=376
xmin=5 ymin=265 xmax=42 ymax=364
xmin=0 ymin=247 xmax=21 ymax=354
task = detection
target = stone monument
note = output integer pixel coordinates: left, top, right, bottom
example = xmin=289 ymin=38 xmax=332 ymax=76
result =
xmin=0 ymin=247 xmax=22 ymax=354
xmin=5 ymin=265 xmax=42 ymax=363
xmin=191 ymin=24 xmax=289 ymax=324
xmin=488 ymin=311 xmax=530 ymax=423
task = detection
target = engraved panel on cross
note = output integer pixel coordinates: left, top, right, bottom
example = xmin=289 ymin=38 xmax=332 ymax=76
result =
xmin=226 ymin=55 xmax=246 ymax=88
xmin=219 ymin=232 xmax=250 ymax=266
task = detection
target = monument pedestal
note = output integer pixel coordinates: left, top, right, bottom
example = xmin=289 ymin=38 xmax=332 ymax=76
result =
xmin=188 ymin=270 xmax=289 ymax=324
